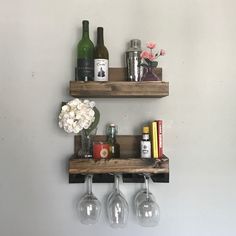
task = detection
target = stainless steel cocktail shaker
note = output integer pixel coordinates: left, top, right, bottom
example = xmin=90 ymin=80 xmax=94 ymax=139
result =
xmin=126 ymin=39 xmax=142 ymax=81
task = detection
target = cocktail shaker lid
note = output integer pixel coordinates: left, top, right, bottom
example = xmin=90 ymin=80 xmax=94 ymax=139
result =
xmin=127 ymin=39 xmax=141 ymax=51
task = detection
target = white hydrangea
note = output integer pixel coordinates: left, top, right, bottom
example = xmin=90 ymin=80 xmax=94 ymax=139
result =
xmin=58 ymin=98 xmax=96 ymax=134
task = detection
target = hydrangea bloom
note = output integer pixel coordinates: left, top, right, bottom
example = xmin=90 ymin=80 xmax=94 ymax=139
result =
xmin=59 ymin=98 xmax=97 ymax=134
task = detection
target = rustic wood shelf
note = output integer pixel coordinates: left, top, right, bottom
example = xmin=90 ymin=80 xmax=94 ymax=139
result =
xmin=69 ymin=156 xmax=169 ymax=174
xmin=69 ymin=135 xmax=169 ymax=183
xmin=69 ymin=157 xmax=169 ymax=183
xmin=70 ymin=67 xmax=169 ymax=98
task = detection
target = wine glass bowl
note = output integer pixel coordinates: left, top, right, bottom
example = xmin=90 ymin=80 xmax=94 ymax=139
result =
xmin=134 ymin=189 xmax=155 ymax=213
xmin=77 ymin=175 xmax=101 ymax=225
xmin=136 ymin=198 xmax=160 ymax=227
xmin=107 ymin=175 xmax=129 ymax=228
xmin=107 ymin=193 xmax=129 ymax=228
xmin=78 ymin=194 xmax=101 ymax=225
xmin=135 ymin=175 xmax=161 ymax=227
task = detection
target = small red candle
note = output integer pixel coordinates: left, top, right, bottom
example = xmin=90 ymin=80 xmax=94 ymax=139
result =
xmin=93 ymin=142 xmax=110 ymax=159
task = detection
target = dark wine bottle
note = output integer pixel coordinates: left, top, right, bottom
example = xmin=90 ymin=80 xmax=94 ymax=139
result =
xmin=76 ymin=20 xmax=94 ymax=81
xmin=94 ymin=27 xmax=109 ymax=81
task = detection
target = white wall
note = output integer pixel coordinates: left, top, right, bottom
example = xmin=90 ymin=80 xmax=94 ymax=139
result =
xmin=1 ymin=0 xmax=236 ymax=235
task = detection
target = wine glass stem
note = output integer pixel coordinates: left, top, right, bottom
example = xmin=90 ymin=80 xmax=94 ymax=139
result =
xmin=87 ymin=174 xmax=93 ymax=195
xmin=114 ymin=174 xmax=120 ymax=192
xmin=144 ymin=175 xmax=150 ymax=199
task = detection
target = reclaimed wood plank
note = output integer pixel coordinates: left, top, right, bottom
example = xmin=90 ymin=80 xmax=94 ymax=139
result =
xmin=70 ymin=67 xmax=168 ymax=98
xmin=69 ymin=156 xmax=169 ymax=175
xmin=70 ymin=81 xmax=169 ymax=98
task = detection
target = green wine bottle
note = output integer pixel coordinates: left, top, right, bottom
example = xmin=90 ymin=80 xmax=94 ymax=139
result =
xmin=76 ymin=20 xmax=94 ymax=81
xmin=106 ymin=124 xmax=120 ymax=158
xmin=94 ymin=27 xmax=109 ymax=81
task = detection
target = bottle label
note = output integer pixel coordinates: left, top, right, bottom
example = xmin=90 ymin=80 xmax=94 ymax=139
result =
xmin=141 ymin=140 xmax=151 ymax=158
xmin=77 ymin=59 xmax=94 ymax=81
xmin=94 ymin=59 xmax=108 ymax=81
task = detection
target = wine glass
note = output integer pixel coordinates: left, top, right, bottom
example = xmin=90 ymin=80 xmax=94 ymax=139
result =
xmin=135 ymin=175 xmax=160 ymax=227
xmin=134 ymin=175 xmax=156 ymax=214
xmin=77 ymin=175 xmax=101 ymax=225
xmin=107 ymin=174 xmax=129 ymax=228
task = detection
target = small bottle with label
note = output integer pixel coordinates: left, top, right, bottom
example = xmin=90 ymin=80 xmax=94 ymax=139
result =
xmin=94 ymin=27 xmax=109 ymax=81
xmin=140 ymin=126 xmax=151 ymax=158
xmin=106 ymin=124 xmax=120 ymax=158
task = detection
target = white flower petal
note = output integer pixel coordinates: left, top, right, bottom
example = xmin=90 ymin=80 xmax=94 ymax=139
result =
xmin=69 ymin=111 xmax=75 ymax=118
xmin=83 ymin=99 xmax=89 ymax=105
xmin=89 ymin=101 xmax=96 ymax=108
xmin=67 ymin=119 xmax=74 ymax=125
xmin=62 ymin=105 xmax=69 ymax=112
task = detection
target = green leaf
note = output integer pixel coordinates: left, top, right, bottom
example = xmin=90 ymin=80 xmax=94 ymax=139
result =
xmin=140 ymin=63 xmax=148 ymax=67
xmin=150 ymin=61 xmax=158 ymax=67
xmin=85 ymin=107 xmax=100 ymax=135
xmin=145 ymin=58 xmax=152 ymax=64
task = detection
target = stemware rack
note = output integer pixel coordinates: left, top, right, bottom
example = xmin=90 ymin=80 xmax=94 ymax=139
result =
xmin=69 ymin=135 xmax=169 ymax=183
xmin=67 ymin=67 xmax=170 ymax=184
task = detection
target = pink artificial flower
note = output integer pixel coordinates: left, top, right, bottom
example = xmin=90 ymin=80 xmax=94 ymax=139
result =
xmin=146 ymin=42 xmax=156 ymax=49
xmin=148 ymin=53 xmax=156 ymax=61
xmin=140 ymin=50 xmax=151 ymax=59
xmin=160 ymin=49 xmax=166 ymax=56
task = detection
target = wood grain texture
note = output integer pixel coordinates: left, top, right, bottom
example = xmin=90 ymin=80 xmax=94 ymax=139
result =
xmin=70 ymin=67 xmax=168 ymax=98
xmin=70 ymin=81 xmax=169 ymax=98
xmin=69 ymin=156 xmax=169 ymax=175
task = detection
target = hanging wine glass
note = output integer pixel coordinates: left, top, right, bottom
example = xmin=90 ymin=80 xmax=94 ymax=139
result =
xmin=134 ymin=175 xmax=156 ymax=214
xmin=107 ymin=174 xmax=129 ymax=228
xmin=135 ymin=175 xmax=160 ymax=227
xmin=77 ymin=175 xmax=101 ymax=225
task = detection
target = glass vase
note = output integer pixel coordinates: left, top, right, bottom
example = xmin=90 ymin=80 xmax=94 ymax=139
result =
xmin=141 ymin=67 xmax=160 ymax=81
xmin=78 ymin=128 xmax=97 ymax=158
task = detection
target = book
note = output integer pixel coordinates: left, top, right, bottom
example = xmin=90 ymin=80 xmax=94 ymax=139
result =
xmin=157 ymin=120 xmax=163 ymax=158
xmin=150 ymin=121 xmax=159 ymax=158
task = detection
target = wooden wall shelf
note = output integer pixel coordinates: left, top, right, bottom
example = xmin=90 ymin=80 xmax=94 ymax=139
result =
xmin=70 ymin=68 xmax=169 ymax=98
xmin=69 ymin=135 xmax=170 ymax=183
xmin=69 ymin=156 xmax=169 ymax=174
xmin=69 ymin=157 xmax=169 ymax=183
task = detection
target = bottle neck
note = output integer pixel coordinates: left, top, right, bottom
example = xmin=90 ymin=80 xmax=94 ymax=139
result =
xmin=97 ymin=27 xmax=104 ymax=46
xmin=82 ymin=21 xmax=90 ymax=39
xmin=107 ymin=126 xmax=117 ymax=143
xmin=108 ymin=134 xmax=116 ymax=143
xmin=142 ymin=133 xmax=149 ymax=140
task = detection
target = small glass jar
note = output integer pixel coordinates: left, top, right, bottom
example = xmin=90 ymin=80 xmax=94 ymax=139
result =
xmin=141 ymin=67 xmax=160 ymax=81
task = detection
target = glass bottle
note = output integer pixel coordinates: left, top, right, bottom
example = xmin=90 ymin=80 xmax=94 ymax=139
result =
xmin=76 ymin=20 xmax=94 ymax=81
xmin=106 ymin=124 xmax=120 ymax=158
xmin=140 ymin=126 xmax=151 ymax=158
xmin=94 ymin=27 xmax=109 ymax=81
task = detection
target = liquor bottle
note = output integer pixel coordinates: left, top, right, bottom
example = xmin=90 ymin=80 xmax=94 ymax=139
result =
xmin=94 ymin=27 xmax=109 ymax=81
xmin=126 ymin=39 xmax=142 ymax=81
xmin=76 ymin=20 xmax=94 ymax=81
xmin=106 ymin=124 xmax=120 ymax=158
xmin=140 ymin=126 xmax=151 ymax=158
